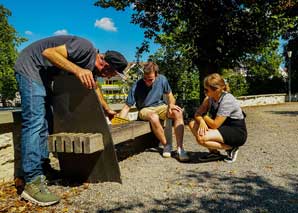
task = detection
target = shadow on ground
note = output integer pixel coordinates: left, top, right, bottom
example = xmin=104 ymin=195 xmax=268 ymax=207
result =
xmin=96 ymin=171 xmax=298 ymax=212
xmin=265 ymin=111 xmax=298 ymax=116
xmin=145 ymin=148 xmax=225 ymax=163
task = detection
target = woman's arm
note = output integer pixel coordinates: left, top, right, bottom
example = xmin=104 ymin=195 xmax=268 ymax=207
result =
xmin=203 ymin=115 xmax=226 ymax=129
xmin=193 ymin=97 xmax=210 ymax=136
xmin=194 ymin=97 xmax=209 ymax=123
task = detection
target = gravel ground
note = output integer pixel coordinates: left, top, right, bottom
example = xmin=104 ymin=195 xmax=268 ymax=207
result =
xmin=2 ymin=103 xmax=298 ymax=212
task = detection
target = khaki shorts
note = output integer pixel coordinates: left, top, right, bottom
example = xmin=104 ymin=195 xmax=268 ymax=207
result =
xmin=139 ymin=104 xmax=168 ymax=121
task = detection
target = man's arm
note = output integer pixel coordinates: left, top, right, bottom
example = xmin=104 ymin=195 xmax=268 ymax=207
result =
xmin=119 ymin=82 xmax=136 ymax=118
xmin=94 ymin=87 xmax=117 ymax=117
xmin=119 ymin=104 xmax=131 ymax=118
xmin=42 ymin=44 xmax=96 ymax=89
xmin=165 ymin=92 xmax=182 ymax=114
xmin=166 ymin=92 xmax=176 ymax=105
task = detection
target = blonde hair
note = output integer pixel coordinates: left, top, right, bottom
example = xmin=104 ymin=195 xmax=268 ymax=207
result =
xmin=204 ymin=73 xmax=230 ymax=92
xmin=143 ymin=62 xmax=159 ymax=76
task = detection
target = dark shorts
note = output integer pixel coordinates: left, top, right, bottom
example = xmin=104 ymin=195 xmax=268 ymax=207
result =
xmin=218 ymin=119 xmax=247 ymax=147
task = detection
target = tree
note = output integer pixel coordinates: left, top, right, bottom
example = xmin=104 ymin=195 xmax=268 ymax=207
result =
xmin=150 ymin=45 xmax=200 ymax=118
xmin=0 ymin=5 xmax=26 ymax=106
xmin=244 ymin=41 xmax=286 ymax=95
xmin=283 ymin=7 xmax=298 ymax=94
xmin=95 ymin=0 xmax=298 ymax=99
xmin=222 ymin=69 xmax=248 ymax=97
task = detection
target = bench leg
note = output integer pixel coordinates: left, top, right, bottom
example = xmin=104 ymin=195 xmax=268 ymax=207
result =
xmin=115 ymin=132 xmax=159 ymax=161
xmin=57 ymin=145 xmax=121 ymax=183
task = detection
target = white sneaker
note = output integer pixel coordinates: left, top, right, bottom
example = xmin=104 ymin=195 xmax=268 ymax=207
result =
xmin=162 ymin=144 xmax=172 ymax=158
xmin=224 ymin=147 xmax=239 ymax=163
xmin=177 ymin=149 xmax=190 ymax=162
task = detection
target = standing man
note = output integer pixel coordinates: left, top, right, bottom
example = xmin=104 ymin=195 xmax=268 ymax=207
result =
xmin=14 ymin=35 xmax=128 ymax=206
xmin=119 ymin=62 xmax=189 ymax=162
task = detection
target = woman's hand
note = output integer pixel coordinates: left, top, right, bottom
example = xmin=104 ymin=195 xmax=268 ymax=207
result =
xmin=198 ymin=120 xmax=209 ymax=136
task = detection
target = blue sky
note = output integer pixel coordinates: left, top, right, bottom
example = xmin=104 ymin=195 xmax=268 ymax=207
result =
xmin=1 ymin=0 xmax=160 ymax=62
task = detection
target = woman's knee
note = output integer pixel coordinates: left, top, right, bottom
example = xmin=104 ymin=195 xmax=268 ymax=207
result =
xmin=188 ymin=120 xmax=195 ymax=129
xmin=196 ymin=135 xmax=206 ymax=146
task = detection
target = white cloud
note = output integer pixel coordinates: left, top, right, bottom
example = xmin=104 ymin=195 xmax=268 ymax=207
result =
xmin=94 ymin=17 xmax=117 ymax=32
xmin=54 ymin=29 xmax=68 ymax=35
xmin=25 ymin=30 xmax=33 ymax=35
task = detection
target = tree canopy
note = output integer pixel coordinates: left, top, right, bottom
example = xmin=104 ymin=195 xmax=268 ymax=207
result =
xmin=95 ymin=0 xmax=298 ymax=100
xmin=245 ymin=41 xmax=285 ymax=95
xmin=95 ymin=1 xmax=297 ymax=68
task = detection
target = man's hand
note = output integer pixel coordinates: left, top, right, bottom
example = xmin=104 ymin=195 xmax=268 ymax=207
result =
xmin=76 ymin=69 xmax=96 ymax=89
xmin=168 ymin=104 xmax=182 ymax=114
xmin=106 ymin=109 xmax=117 ymax=120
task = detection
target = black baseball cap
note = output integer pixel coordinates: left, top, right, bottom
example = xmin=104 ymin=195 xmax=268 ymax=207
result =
xmin=104 ymin=50 xmax=128 ymax=79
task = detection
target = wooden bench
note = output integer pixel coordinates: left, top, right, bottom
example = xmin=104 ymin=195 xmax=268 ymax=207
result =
xmin=47 ymin=75 xmax=172 ymax=183
xmin=0 ymin=75 xmax=173 ymax=183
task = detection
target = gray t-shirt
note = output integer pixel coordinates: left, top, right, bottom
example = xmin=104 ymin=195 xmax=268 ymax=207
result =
xmin=209 ymin=92 xmax=244 ymax=119
xmin=14 ymin=35 xmax=97 ymax=85
xmin=126 ymin=74 xmax=171 ymax=110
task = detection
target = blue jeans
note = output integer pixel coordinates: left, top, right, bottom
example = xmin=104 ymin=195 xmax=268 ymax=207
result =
xmin=15 ymin=73 xmax=51 ymax=182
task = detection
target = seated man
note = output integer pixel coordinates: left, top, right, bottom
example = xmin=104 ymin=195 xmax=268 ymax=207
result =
xmin=119 ymin=62 xmax=189 ymax=161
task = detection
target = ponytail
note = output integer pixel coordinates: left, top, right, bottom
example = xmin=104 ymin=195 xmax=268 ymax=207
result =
xmin=204 ymin=73 xmax=230 ymax=93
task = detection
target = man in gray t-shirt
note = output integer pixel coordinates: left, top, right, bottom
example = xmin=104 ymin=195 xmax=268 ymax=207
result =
xmin=14 ymin=35 xmax=128 ymax=206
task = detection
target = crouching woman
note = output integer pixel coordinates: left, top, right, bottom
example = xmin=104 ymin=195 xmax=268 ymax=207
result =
xmin=189 ymin=73 xmax=247 ymax=163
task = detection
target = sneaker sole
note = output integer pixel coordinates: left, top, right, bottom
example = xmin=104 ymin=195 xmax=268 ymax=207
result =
xmin=178 ymin=157 xmax=190 ymax=162
xmin=162 ymin=152 xmax=171 ymax=158
xmin=224 ymin=151 xmax=238 ymax=163
xmin=21 ymin=191 xmax=59 ymax=206
xmin=224 ymin=158 xmax=236 ymax=163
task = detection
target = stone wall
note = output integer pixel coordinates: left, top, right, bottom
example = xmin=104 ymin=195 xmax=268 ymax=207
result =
xmin=237 ymin=93 xmax=294 ymax=107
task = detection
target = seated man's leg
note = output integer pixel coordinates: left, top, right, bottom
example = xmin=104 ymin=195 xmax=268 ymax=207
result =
xmin=167 ymin=108 xmax=184 ymax=149
xmin=168 ymin=108 xmax=189 ymax=161
xmin=139 ymin=105 xmax=167 ymax=146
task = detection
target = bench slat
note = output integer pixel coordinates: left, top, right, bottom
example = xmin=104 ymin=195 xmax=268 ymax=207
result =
xmin=111 ymin=121 xmax=151 ymax=145
xmin=55 ymin=134 xmax=65 ymax=152
xmin=74 ymin=134 xmax=83 ymax=154
xmin=48 ymin=132 xmax=104 ymax=154
xmin=83 ymin=133 xmax=103 ymax=153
